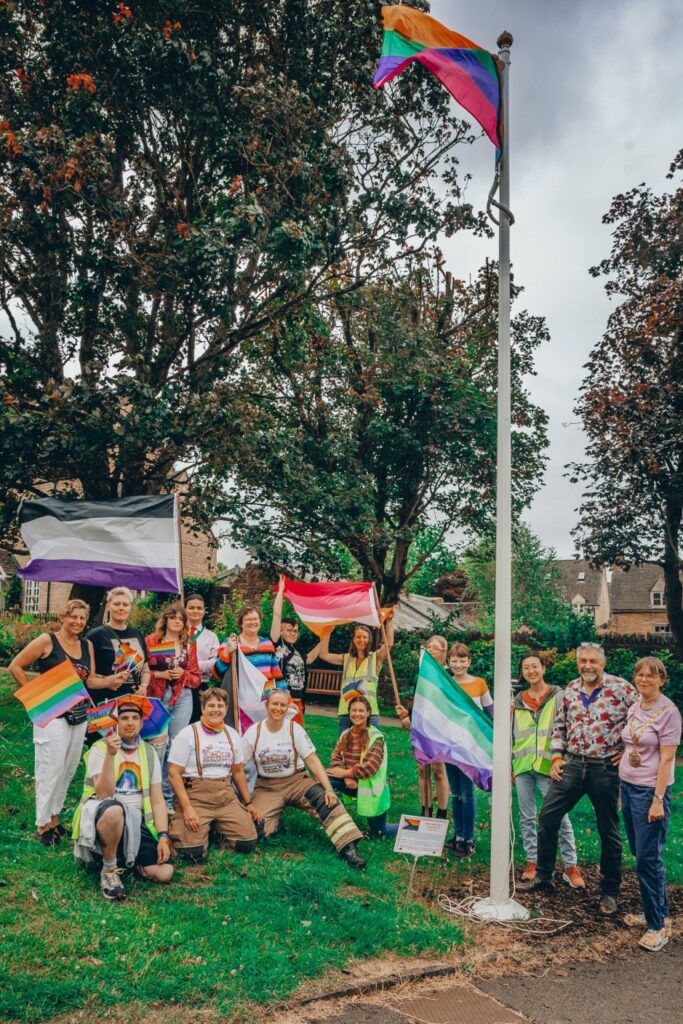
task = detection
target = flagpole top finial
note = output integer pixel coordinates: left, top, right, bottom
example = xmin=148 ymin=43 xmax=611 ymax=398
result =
xmin=497 ymin=30 xmax=513 ymax=51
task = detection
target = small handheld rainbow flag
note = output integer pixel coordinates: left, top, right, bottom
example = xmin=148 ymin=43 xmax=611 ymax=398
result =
xmin=147 ymin=641 xmax=177 ymax=662
xmin=113 ymin=642 xmax=144 ymax=673
xmin=15 ymin=661 xmax=92 ymax=728
xmin=341 ymin=680 xmax=363 ymax=704
xmin=87 ymin=699 xmax=118 ymax=734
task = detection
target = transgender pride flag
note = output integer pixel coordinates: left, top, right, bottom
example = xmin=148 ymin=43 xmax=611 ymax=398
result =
xmin=411 ymin=650 xmax=493 ymax=791
xmin=236 ymin=648 xmax=295 ymax=734
xmin=17 ymin=495 xmax=182 ymax=592
xmin=281 ymin=577 xmax=380 ymax=637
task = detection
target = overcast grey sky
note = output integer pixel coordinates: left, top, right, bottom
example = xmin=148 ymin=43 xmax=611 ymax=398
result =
xmin=217 ymin=2 xmax=681 ymax=566
xmin=426 ymin=0 xmax=682 ymax=557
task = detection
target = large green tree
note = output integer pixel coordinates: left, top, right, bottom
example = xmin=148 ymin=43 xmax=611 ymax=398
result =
xmin=220 ymin=263 xmax=549 ymax=603
xmin=0 ymin=0 xmax=485 ymax=547
xmin=570 ymin=150 xmax=683 ymax=654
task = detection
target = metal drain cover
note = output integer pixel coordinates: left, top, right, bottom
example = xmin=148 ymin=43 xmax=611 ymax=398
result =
xmin=392 ymin=984 xmax=529 ymax=1024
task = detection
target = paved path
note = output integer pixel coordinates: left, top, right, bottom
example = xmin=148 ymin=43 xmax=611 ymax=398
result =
xmin=479 ymin=941 xmax=683 ymax=1024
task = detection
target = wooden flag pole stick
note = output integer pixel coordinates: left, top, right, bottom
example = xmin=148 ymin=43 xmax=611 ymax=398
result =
xmin=230 ymin=646 xmax=239 ymax=731
xmin=372 ymin=584 xmax=400 ymax=709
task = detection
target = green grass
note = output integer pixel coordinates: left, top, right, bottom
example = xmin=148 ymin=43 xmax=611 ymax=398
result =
xmin=1 ymin=672 xmax=681 ymax=1023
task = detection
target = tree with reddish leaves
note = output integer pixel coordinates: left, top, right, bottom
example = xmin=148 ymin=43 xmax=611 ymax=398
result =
xmin=571 ymin=150 xmax=683 ymax=654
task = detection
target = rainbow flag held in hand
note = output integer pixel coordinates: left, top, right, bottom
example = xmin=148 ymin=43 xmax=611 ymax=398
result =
xmin=87 ymin=699 xmax=118 ymax=734
xmin=113 ymin=642 xmax=144 ymax=673
xmin=87 ymin=696 xmax=170 ymax=738
xmin=15 ymin=662 xmax=92 ymax=728
xmin=373 ymin=5 xmax=503 ymax=151
xmin=411 ymin=649 xmax=493 ymax=791
xmin=281 ymin=577 xmax=380 ymax=637
xmin=147 ymin=641 xmax=176 ymax=662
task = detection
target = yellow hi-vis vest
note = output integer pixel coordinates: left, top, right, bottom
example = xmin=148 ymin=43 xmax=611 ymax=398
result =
xmin=344 ymin=725 xmax=391 ymax=818
xmin=72 ymin=739 xmax=159 ymax=841
xmin=511 ymin=690 xmax=559 ymax=777
xmin=337 ymin=652 xmax=379 ymax=716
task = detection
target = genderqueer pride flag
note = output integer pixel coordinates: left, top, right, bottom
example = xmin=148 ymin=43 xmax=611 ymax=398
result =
xmin=17 ymin=495 xmax=182 ymax=592
xmin=411 ymin=649 xmax=493 ymax=791
xmin=15 ymin=661 xmax=92 ymax=728
xmin=373 ymin=5 xmax=503 ymax=151
xmin=281 ymin=577 xmax=380 ymax=637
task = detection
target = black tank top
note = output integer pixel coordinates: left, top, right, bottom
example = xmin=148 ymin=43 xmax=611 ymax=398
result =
xmin=40 ymin=632 xmax=91 ymax=681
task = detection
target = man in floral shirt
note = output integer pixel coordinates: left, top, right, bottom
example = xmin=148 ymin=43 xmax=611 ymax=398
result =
xmin=523 ymin=643 xmax=636 ymax=914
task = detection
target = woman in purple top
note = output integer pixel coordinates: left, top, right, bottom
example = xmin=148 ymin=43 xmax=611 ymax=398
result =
xmin=619 ymin=656 xmax=682 ymax=952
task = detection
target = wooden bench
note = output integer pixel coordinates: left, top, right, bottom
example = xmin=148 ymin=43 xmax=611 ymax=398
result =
xmin=306 ymin=667 xmax=342 ymax=696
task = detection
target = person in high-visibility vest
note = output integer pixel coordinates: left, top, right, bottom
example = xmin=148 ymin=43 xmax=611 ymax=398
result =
xmin=512 ymin=652 xmax=583 ymax=887
xmin=319 ymin=619 xmax=394 ymax=736
xmin=327 ymin=696 xmax=397 ymax=837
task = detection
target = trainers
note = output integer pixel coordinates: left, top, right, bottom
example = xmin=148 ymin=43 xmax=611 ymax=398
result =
xmin=100 ymin=865 xmax=127 ymax=901
xmin=562 ymin=866 xmax=586 ymax=889
xmin=599 ymin=895 xmax=618 ymax=915
xmin=638 ymin=928 xmax=668 ymax=952
xmin=624 ymin=914 xmax=672 ymax=937
xmin=521 ymin=862 xmax=537 ymax=882
xmin=456 ymin=839 xmax=476 ymax=858
xmin=339 ymin=841 xmax=366 ymax=870
xmin=520 ymin=875 xmax=554 ymax=893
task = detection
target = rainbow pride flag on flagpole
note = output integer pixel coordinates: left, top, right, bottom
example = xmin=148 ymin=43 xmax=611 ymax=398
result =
xmin=281 ymin=577 xmax=380 ymax=637
xmin=14 ymin=662 xmax=92 ymax=728
xmin=373 ymin=5 xmax=503 ymax=151
xmin=411 ymin=649 xmax=493 ymax=791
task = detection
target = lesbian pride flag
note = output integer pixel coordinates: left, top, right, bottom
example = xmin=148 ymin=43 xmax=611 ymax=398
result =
xmin=15 ymin=661 xmax=91 ymax=728
xmin=373 ymin=5 xmax=503 ymax=151
xmin=281 ymin=577 xmax=380 ymax=637
xmin=17 ymin=495 xmax=182 ymax=592
xmin=411 ymin=649 xmax=493 ymax=791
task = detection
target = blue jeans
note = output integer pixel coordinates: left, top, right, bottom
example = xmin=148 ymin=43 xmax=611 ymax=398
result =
xmin=155 ymin=686 xmax=193 ymax=804
xmin=328 ymin=776 xmax=397 ymax=836
xmin=445 ymin=763 xmax=476 ymax=841
xmin=337 ymin=714 xmax=380 ymax=737
xmin=621 ymin=781 xmax=672 ymax=931
xmin=515 ymin=770 xmax=577 ymax=866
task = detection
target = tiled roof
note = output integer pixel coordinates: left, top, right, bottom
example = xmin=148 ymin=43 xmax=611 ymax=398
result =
xmin=556 ymin=559 xmax=603 ymax=607
xmin=610 ymin=563 xmax=668 ymax=611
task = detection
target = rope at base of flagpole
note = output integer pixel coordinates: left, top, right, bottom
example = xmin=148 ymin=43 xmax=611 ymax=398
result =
xmin=435 ymin=811 xmax=573 ymax=935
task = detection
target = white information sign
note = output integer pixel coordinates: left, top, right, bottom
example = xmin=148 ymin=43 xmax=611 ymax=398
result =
xmin=393 ymin=815 xmax=448 ymax=857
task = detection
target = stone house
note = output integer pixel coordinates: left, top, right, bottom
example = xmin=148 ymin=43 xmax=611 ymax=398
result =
xmin=555 ymin=560 xmax=611 ymax=629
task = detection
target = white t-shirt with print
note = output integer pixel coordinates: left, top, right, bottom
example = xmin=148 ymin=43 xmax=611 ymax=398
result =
xmin=169 ymin=723 xmax=243 ymax=779
xmin=242 ymin=720 xmax=315 ymax=778
xmin=87 ymin=742 xmax=162 ymax=809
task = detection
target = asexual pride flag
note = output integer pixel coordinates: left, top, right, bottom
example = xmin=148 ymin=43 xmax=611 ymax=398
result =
xmin=17 ymin=495 xmax=182 ymax=592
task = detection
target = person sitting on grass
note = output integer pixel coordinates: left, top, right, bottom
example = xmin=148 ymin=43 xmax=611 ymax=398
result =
xmin=72 ymin=696 xmax=173 ymax=901
xmin=242 ymin=687 xmax=367 ymax=869
xmin=167 ymin=688 xmax=257 ymax=861
xmin=327 ymin=696 xmax=397 ymax=838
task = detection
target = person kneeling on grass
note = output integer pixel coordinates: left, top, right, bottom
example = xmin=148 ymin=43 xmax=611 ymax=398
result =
xmin=327 ymin=696 xmax=397 ymax=838
xmin=72 ymin=696 xmax=173 ymax=901
xmin=242 ymin=687 xmax=367 ymax=869
xmin=167 ymin=688 xmax=257 ymax=861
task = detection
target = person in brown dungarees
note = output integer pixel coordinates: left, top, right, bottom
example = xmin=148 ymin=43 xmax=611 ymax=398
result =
xmin=242 ymin=687 xmax=367 ymax=869
xmin=167 ymin=688 xmax=257 ymax=861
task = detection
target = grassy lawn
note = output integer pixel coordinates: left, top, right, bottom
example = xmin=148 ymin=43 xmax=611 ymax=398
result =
xmin=1 ymin=671 xmax=681 ymax=1023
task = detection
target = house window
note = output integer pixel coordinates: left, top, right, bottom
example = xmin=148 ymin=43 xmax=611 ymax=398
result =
xmin=651 ymin=591 xmax=665 ymax=607
xmin=22 ymin=579 xmax=40 ymax=615
xmin=577 ymin=571 xmax=586 ymax=581
xmin=653 ymin=624 xmax=672 ymax=635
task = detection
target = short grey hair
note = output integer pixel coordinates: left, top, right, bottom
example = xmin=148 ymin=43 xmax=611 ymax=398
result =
xmin=576 ymin=642 xmax=605 ymax=660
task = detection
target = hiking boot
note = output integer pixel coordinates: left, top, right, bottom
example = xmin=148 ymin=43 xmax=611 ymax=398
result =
xmin=638 ymin=928 xmax=668 ymax=952
xmin=100 ymin=865 xmax=127 ymax=901
xmin=562 ymin=866 xmax=586 ymax=889
xmin=456 ymin=839 xmax=475 ymax=858
xmin=521 ymin=862 xmax=537 ymax=882
xmin=624 ymin=914 xmax=672 ymax=937
xmin=339 ymin=842 xmax=366 ymax=870
xmin=599 ymin=895 xmax=618 ymax=915
xmin=519 ymin=875 xmax=554 ymax=893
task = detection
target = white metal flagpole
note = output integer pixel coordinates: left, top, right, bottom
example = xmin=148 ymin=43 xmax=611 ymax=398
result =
xmin=473 ymin=30 xmax=528 ymax=923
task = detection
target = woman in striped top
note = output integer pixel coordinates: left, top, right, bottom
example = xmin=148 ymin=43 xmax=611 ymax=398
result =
xmin=327 ymin=696 xmax=396 ymax=837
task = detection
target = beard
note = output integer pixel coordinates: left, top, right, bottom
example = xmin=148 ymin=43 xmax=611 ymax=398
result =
xmin=580 ymin=669 xmax=600 ymax=685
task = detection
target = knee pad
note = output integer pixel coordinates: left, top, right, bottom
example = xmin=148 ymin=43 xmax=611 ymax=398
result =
xmin=304 ymin=783 xmax=336 ymax=822
xmin=234 ymin=838 xmax=256 ymax=855
xmin=177 ymin=845 xmax=205 ymax=864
